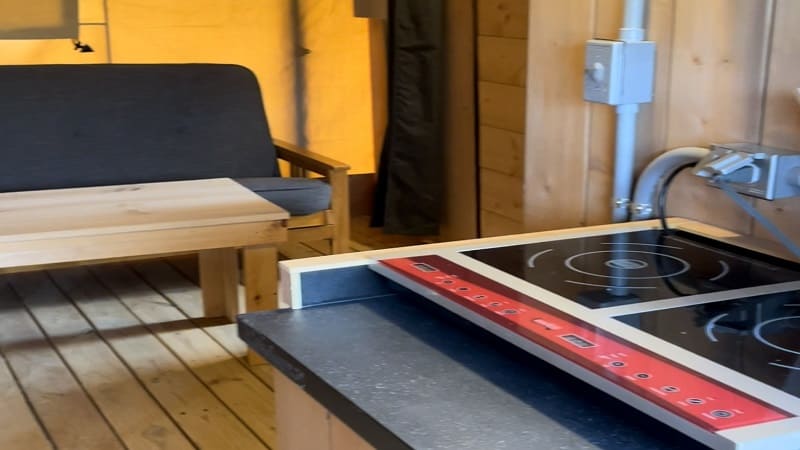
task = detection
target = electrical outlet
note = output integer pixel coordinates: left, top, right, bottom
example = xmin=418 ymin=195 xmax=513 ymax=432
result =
xmin=694 ymin=143 xmax=800 ymax=200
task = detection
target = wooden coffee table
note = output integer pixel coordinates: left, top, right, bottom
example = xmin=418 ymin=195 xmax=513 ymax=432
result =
xmin=0 ymin=178 xmax=288 ymax=320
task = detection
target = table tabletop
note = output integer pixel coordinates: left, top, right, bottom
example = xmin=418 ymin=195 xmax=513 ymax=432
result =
xmin=0 ymin=178 xmax=288 ymax=243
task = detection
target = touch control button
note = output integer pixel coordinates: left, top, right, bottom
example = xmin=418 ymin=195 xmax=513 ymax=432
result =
xmin=609 ymin=361 xmax=626 ymax=368
xmin=710 ymin=410 xmax=733 ymax=419
xmin=660 ymin=386 xmax=680 ymax=393
xmin=501 ymin=309 xmax=518 ymax=315
xmin=456 ymin=287 xmax=470 ymax=291
xmin=489 ymin=302 xmax=502 ymax=307
xmin=634 ymin=373 xmax=651 ymax=380
xmin=686 ymin=398 xmax=705 ymax=405
xmin=473 ymin=295 xmax=487 ymax=300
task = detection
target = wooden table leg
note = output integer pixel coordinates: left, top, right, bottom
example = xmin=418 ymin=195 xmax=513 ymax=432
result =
xmin=243 ymin=245 xmax=278 ymax=312
xmin=198 ymin=248 xmax=240 ymax=320
xmin=243 ymin=245 xmax=278 ymax=364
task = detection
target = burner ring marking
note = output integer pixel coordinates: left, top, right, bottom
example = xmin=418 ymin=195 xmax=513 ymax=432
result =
xmin=709 ymin=260 xmax=730 ymax=282
xmin=527 ymin=248 xmax=554 ymax=268
xmin=769 ymin=362 xmax=800 ymax=371
xmin=753 ymin=316 xmax=800 ymax=356
xmin=564 ymin=250 xmax=690 ymax=280
xmin=705 ymin=313 xmax=728 ymax=343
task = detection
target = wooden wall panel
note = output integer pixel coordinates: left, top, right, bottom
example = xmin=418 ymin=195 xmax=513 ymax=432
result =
xmin=477 ymin=0 xmax=528 ymax=38
xmin=479 ymin=126 xmax=524 ymax=178
xmin=523 ymin=0 xmax=594 ymax=231
xmin=480 ymin=210 xmax=524 ymax=237
xmin=760 ymin=0 xmax=800 ymax=150
xmin=664 ymin=0 xmax=772 ymax=235
xmin=480 ymin=169 xmax=523 ymax=222
xmin=477 ymin=36 xmax=527 ymax=86
xmin=755 ymin=0 xmax=800 ymax=244
xmin=584 ymin=100 xmax=615 ymax=227
xmin=666 ymin=0 xmax=770 ymax=147
xmin=441 ymin=0 xmax=478 ymax=241
xmin=476 ymin=0 xmax=800 ymax=249
xmin=476 ymin=0 xmax=527 ymax=237
xmin=479 ymin=82 xmax=527 ymax=133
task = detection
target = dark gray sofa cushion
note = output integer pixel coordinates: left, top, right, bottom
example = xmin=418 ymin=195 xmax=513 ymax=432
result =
xmin=0 ymin=63 xmax=334 ymax=216
xmin=0 ymin=63 xmax=280 ymax=191
xmin=236 ymin=177 xmax=331 ymax=216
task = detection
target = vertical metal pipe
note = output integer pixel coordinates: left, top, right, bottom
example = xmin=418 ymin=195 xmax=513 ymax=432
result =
xmin=612 ymin=103 xmax=639 ymax=222
xmin=611 ymin=0 xmax=648 ymax=222
xmin=620 ymin=0 xmax=646 ymax=41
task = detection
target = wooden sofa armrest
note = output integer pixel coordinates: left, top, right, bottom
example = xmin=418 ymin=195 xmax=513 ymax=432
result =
xmin=274 ymin=138 xmax=350 ymax=175
xmin=273 ymin=138 xmax=350 ymax=254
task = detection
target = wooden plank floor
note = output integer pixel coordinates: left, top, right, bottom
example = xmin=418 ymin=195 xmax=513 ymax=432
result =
xmin=0 ymin=257 xmax=278 ymax=450
xmin=0 ymin=234 xmax=397 ymax=450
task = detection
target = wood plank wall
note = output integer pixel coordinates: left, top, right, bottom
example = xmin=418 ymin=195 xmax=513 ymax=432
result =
xmin=477 ymin=0 xmax=528 ymax=236
xmin=441 ymin=0 xmax=479 ymax=241
xmin=480 ymin=0 xmax=800 ymax=247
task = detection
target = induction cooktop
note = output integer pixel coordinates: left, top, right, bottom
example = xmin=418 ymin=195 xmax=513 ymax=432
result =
xmin=462 ymin=229 xmax=800 ymax=308
xmin=616 ymin=290 xmax=800 ymax=399
xmin=371 ymin=227 xmax=800 ymax=450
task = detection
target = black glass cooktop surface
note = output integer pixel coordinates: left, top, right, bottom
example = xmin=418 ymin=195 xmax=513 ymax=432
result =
xmin=462 ymin=230 xmax=800 ymax=308
xmin=616 ymin=291 xmax=800 ymax=398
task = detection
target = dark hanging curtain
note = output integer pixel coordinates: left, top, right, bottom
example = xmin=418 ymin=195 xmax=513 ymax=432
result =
xmin=371 ymin=0 xmax=444 ymax=235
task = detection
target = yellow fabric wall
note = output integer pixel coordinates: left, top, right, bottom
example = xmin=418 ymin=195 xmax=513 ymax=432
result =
xmin=0 ymin=0 xmax=376 ymax=175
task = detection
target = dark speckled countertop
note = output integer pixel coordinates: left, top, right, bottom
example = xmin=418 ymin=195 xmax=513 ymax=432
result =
xmin=238 ymin=292 xmax=710 ymax=450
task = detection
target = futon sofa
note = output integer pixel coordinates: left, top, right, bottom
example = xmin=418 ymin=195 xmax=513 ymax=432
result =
xmin=0 ymin=63 xmax=349 ymax=252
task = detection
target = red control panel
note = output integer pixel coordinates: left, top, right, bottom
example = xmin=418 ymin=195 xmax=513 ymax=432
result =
xmin=380 ymin=255 xmax=793 ymax=432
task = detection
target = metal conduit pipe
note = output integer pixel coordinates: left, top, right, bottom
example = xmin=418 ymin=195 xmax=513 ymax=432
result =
xmin=629 ymin=146 xmax=710 ymax=220
xmin=611 ymin=0 xmax=648 ymax=223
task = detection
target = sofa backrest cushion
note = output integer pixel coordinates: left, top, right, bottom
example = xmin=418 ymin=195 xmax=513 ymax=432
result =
xmin=0 ymin=63 xmax=279 ymax=192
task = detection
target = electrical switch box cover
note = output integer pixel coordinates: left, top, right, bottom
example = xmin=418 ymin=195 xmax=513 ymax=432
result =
xmin=584 ymin=39 xmax=656 ymax=105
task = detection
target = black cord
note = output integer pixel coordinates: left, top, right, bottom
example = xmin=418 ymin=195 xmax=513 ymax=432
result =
xmin=657 ymin=163 xmax=697 ymax=233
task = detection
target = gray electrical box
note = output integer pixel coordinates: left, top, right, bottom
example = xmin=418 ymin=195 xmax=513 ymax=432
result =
xmin=584 ymin=39 xmax=656 ymax=105
xmin=694 ymin=143 xmax=800 ymax=200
